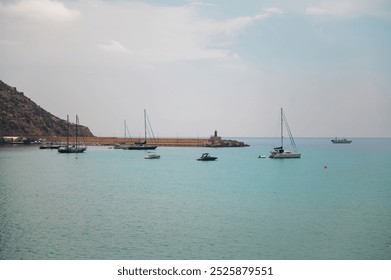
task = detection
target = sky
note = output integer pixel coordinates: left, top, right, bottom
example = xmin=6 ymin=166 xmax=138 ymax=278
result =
xmin=1 ymin=0 xmax=390 ymax=138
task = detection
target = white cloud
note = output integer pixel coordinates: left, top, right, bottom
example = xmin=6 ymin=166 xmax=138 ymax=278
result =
xmin=305 ymin=7 xmax=325 ymax=16
xmin=207 ymin=7 xmax=282 ymax=35
xmin=1 ymin=1 xmax=390 ymax=137
xmin=263 ymin=7 xmax=283 ymax=16
xmin=0 ymin=0 xmax=80 ymax=23
xmin=189 ymin=1 xmax=216 ymax=7
xmin=82 ymin=3 xmax=282 ymax=64
xmin=98 ymin=40 xmax=130 ymax=53
xmin=305 ymin=0 xmax=391 ymax=17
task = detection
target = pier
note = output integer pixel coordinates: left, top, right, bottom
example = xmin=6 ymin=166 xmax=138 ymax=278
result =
xmin=56 ymin=136 xmax=209 ymax=147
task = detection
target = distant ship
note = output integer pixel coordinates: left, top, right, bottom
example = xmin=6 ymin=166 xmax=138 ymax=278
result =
xmin=331 ymin=137 xmax=352 ymax=144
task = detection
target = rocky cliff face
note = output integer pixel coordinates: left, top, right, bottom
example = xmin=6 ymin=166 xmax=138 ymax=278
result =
xmin=0 ymin=80 xmax=94 ymax=137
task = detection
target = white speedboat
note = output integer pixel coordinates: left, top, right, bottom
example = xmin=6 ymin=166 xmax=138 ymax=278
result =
xmin=144 ymin=152 xmax=161 ymax=159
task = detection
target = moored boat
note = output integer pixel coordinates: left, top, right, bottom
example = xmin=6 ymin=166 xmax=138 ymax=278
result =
xmin=39 ymin=142 xmax=61 ymax=149
xmin=127 ymin=109 xmax=158 ymax=150
xmin=58 ymin=115 xmax=87 ymax=154
xmin=58 ymin=145 xmax=86 ymax=153
xmin=269 ymin=108 xmax=301 ymax=159
xmin=113 ymin=120 xmax=132 ymax=149
xmin=144 ymin=152 xmax=161 ymax=159
xmin=331 ymin=137 xmax=352 ymax=144
xmin=197 ymin=153 xmax=217 ymax=161
xmin=128 ymin=143 xmax=157 ymax=150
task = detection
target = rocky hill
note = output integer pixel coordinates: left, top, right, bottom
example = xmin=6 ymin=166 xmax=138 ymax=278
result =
xmin=0 ymin=80 xmax=94 ymax=138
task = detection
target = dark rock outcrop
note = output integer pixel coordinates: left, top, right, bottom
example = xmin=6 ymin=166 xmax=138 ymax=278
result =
xmin=203 ymin=130 xmax=249 ymax=147
xmin=0 ymin=80 xmax=94 ymax=137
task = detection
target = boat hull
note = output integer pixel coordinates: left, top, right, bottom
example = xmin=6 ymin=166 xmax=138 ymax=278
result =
xmin=197 ymin=157 xmax=217 ymax=161
xmin=127 ymin=145 xmax=157 ymax=150
xmin=40 ymin=145 xmax=61 ymax=149
xmin=331 ymin=140 xmax=352 ymax=144
xmin=197 ymin=153 xmax=218 ymax=161
xmin=144 ymin=154 xmax=161 ymax=159
xmin=113 ymin=145 xmax=129 ymax=150
xmin=58 ymin=146 xmax=87 ymax=153
xmin=269 ymin=151 xmax=301 ymax=159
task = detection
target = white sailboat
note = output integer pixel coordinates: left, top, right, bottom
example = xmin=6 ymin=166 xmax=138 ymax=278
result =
xmin=113 ymin=120 xmax=131 ymax=149
xmin=269 ymin=108 xmax=301 ymax=159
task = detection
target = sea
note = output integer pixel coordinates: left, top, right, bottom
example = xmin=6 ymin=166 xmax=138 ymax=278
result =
xmin=0 ymin=138 xmax=390 ymax=260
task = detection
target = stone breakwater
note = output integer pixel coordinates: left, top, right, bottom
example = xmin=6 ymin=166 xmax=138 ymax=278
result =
xmin=55 ymin=136 xmax=249 ymax=147
xmin=57 ymin=137 xmax=208 ymax=147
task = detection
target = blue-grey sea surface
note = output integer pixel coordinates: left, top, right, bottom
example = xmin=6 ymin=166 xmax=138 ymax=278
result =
xmin=1 ymin=138 xmax=390 ymax=259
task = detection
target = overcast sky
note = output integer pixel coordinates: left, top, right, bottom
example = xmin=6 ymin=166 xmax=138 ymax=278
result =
xmin=1 ymin=0 xmax=390 ymax=137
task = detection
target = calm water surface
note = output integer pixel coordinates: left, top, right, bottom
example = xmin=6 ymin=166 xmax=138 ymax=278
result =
xmin=1 ymin=138 xmax=391 ymax=259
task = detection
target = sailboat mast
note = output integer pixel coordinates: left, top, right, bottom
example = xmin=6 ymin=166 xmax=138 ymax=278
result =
xmin=144 ymin=109 xmax=147 ymax=142
xmin=124 ymin=119 xmax=126 ymax=140
xmin=66 ymin=115 xmax=69 ymax=147
xmin=280 ymin=108 xmax=283 ymax=148
xmin=75 ymin=115 xmax=78 ymax=148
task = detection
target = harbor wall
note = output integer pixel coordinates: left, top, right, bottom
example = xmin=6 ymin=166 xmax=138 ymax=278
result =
xmin=56 ymin=136 xmax=208 ymax=147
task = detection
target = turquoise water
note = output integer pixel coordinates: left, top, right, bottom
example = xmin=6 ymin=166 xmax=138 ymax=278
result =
xmin=1 ymin=138 xmax=391 ymax=260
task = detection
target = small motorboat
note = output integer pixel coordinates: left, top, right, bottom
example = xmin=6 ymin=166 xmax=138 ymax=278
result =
xmin=258 ymin=155 xmax=266 ymax=158
xmin=144 ymin=152 xmax=161 ymax=159
xmin=197 ymin=153 xmax=217 ymax=161
xmin=39 ymin=142 xmax=61 ymax=149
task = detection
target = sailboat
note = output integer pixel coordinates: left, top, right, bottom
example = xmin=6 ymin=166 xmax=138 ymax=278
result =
xmin=113 ymin=120 xmax=131 ymax=149
xmin=269 ymin=108 xmax=301 ymax=159
xmin=127 ymin=109 xmax=157 ymax=150
xmin=58 ymin=115 xmax=87 ymax=153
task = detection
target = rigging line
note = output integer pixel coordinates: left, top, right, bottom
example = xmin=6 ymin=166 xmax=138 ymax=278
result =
xmin=126 ymin=126 xmax=132 ymax=139
xmin=283 ymin=111 xmax=298 ymax=152
xmin=124 ymin=121 xmax=132 ymax=139
xmin=146 ymin=113 xmax=157 ymax=142
xmin=76 ymin=115 xmax=79 ymax=148
xmin=272 ymin=109 xmax=281 ymax=148
xmin=76 ymin=115 xmax=86 ymax=146
xmin=146 ymin=125 xmax=154 ymax=143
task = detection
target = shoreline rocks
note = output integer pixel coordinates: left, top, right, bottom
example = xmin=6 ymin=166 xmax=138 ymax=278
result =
xmin=203 ymin=130 xmax=249 ymax=147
